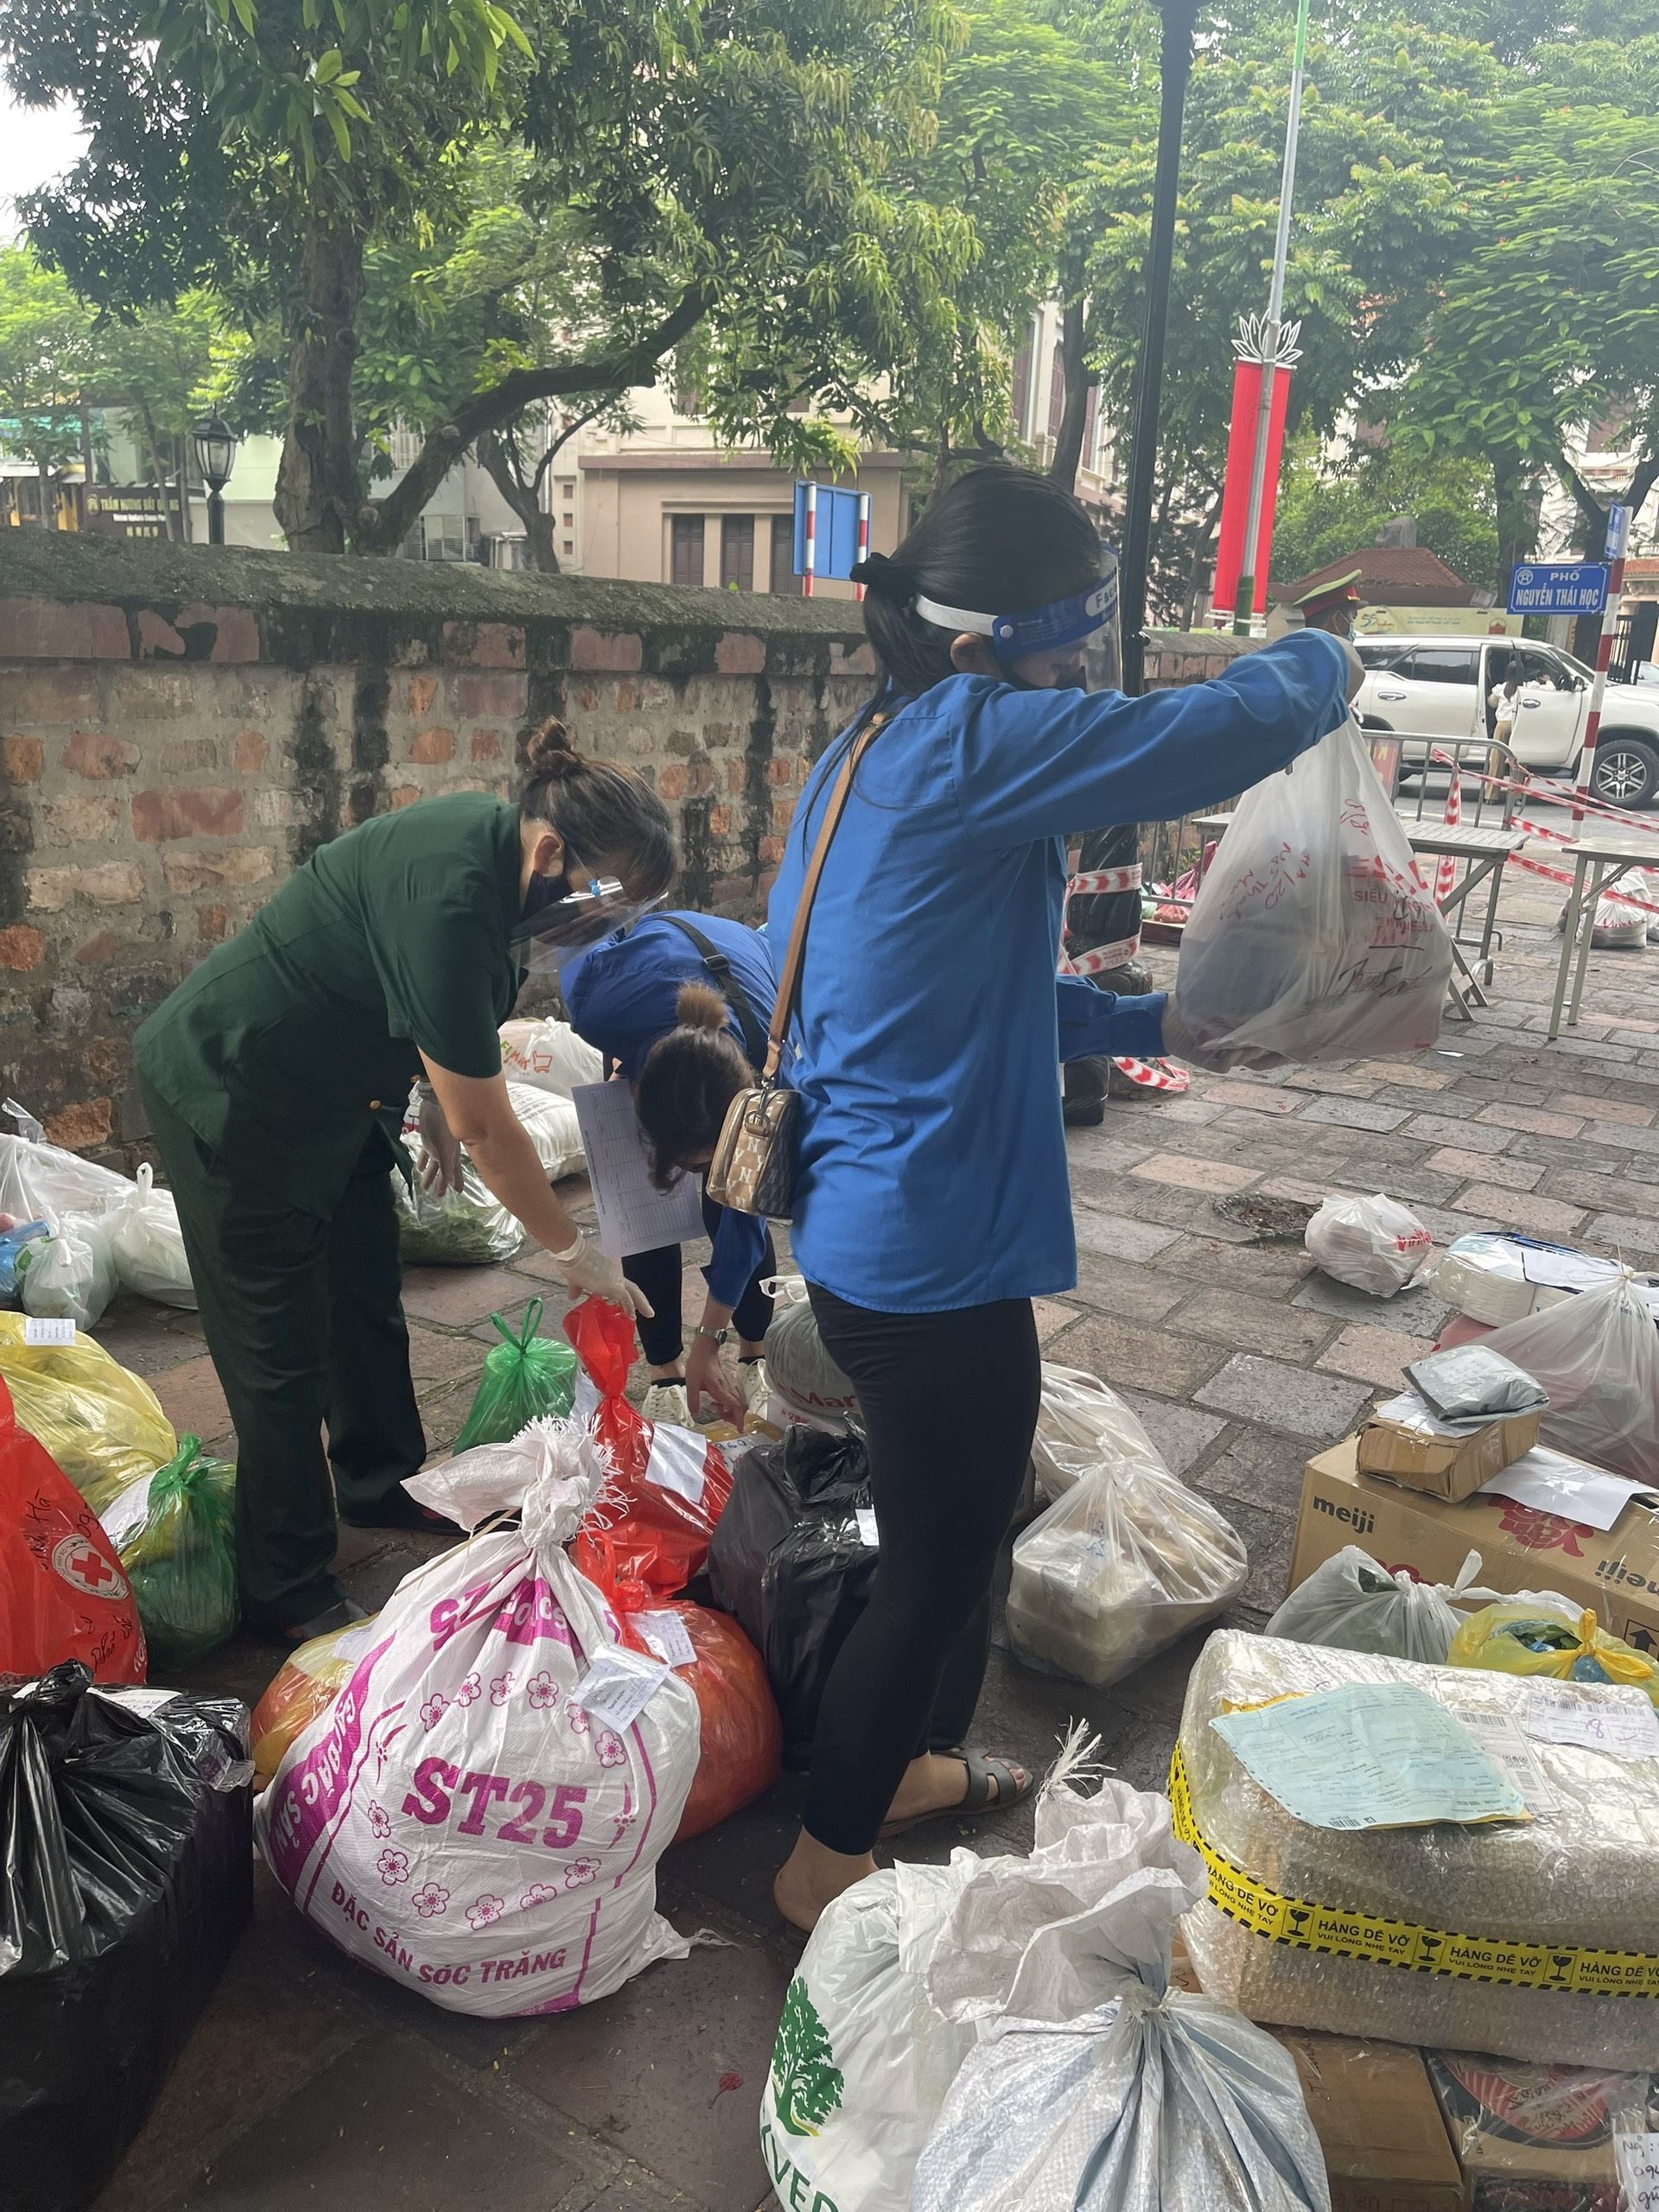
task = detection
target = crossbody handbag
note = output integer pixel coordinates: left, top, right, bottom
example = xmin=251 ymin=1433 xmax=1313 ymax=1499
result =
xmin=705 ymin=713 xmax=888 ymax=1219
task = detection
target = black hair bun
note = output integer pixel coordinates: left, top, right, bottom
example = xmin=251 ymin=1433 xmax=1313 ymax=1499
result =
xmin=849 ymin=551 xmax=917 ymax=601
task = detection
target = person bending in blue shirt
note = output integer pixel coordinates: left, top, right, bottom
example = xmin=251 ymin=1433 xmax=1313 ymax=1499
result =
xmin=767 ymin=464 xmax=1360 ymax=1931
xmin=562 ymin=910 xmax=778 ymax=1427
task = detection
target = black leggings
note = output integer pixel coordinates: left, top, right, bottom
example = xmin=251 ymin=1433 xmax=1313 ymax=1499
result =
xmin=802 ymin=1284 xmax=1041 ymax=1854
xmin=623 ymin=1186 xmax=777 ymax=1367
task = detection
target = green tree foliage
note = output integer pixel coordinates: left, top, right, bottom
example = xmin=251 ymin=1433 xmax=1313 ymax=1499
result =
xmin=2 ymin=0 xmax=968 ymax=555
xmin=0 ymin=245 xmax=94 ymax=506
xmin=87 ymin=292 xmax=226 ymax=537
xmin=1269 ymin=435 xmax=1499 ymax=592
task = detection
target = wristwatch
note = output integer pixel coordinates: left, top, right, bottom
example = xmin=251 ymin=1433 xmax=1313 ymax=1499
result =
xmin=694 ymin=1325 xmax=729 ymax=1346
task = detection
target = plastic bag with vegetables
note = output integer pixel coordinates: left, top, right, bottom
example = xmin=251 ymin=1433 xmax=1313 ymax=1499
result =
xmin=451 ymin=1299 xmax=577 ymax=1453
xmin=0 ymin=1313 xmax=177 ymax=1516
xmin=101 ymin=1437 xmax=238 ymax=1666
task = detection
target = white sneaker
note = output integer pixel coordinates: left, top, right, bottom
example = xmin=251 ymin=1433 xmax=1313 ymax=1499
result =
xmin=735 ymin=1358 xmax=770 ymax=1420
xmin=640 ymin=1381 xmax=690 ymax=1426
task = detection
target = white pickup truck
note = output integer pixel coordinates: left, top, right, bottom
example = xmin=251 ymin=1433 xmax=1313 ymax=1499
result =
xmin=1354 ymin=633 xmax=1659 ymax=808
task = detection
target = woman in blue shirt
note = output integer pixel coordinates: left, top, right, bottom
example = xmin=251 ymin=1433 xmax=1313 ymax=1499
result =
xmin=767 ymin=465 xmax=1357 ymax=1930
xmin=562 ymin=911 xmax=778 ymax=1426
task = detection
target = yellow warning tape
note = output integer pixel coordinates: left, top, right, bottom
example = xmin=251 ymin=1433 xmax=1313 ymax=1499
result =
xmin=1167 ymin=1747 xmax=1659 ymax=1999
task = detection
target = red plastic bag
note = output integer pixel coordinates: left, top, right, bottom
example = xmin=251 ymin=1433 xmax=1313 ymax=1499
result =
xmin=1 ymin=1376 xmax=146 ymax=1687
xmin=575 ymin=1529 xmax=781 ymax=1841
xmin=566 ymin=1295 xmax=734 ymax=1593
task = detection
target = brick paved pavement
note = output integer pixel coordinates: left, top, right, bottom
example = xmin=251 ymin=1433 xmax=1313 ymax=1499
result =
xmin=94 ymin=868 xmax=1659 ymax=2212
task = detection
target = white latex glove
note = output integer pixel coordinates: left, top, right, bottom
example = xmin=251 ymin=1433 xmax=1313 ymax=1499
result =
xmin=417 ymin=1088 xmax=464 ymax=1196
xmin=1161 ymin=996 xmax=1290 ymax=1076
xmin=556 ymin=1231 xmax=655 ymax=1319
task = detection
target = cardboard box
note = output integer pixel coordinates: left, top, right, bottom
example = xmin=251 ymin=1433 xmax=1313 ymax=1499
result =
xmin=1425 ymin=2048 xmax=1643 ymax=2209
xmin=1290 ymin=1436 xmax=1659 ymax=1653
xmin=1356 ymin=1408 xmax=1543 ymax=1503
xmin=1172 ymin=1939 xmax=1463 ymax=2210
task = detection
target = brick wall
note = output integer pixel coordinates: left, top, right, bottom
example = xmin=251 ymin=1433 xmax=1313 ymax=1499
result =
xmin=0 ymin=536 xmax=873 ymax=1161
xmin=0 ymin=535 xmax=1249 ymax=1163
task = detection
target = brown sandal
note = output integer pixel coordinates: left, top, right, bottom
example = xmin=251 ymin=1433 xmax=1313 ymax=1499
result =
xmin=879 ymin=1749 xmax=1033 ymax=1841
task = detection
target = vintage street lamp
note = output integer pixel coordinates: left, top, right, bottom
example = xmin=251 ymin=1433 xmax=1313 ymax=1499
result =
xmin=191 ymin=414 xmax=238 ymax=545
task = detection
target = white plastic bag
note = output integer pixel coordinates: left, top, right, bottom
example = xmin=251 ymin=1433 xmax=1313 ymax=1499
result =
xmin=1556 ymin=893 xmax=1649 ymax=949
xmin=0 ymin=1098 xmax=131 ymax=1225
xmin=1007 ymin=1427 xmax=1246 ymax=1688
xmin=761 ymin=1744 xmax=1241 ymax=2212
xmin=762 ymin=1284 xmax=861 ymax=1433
xmin=760 ymin=1860 xmax=980 ymax=2212
xmin=104 ymin=1163 xmax=196 ymax=1309
xmin=910 ymin=1772 xmax=1329 ymax=2212
xmin=19 ymin=1211 xmax=118 ymax=1328
xmin=1305 ymin=1191 xmax=1432 ymax=1297
xmin=1031 ymin=1365 xmax=1166 ymax=1503
xmin=1266 ymin=1545 xmax=1478 ymax=1664
xmin=394 ymin=1079 xmax=584 ymax=1265
xmin=1483 ymin=1276 xmax=1659 ymax=1485
xmin=1175 ymin=717 xmax=1453 ymax=1060
xmin=499 ymin=1017 xmax=605 ymax=1096
xmin=255 ymin=1417 xmax=700 ymax=2017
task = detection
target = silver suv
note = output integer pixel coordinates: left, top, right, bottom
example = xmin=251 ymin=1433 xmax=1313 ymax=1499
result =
xmin=1354 ymin=634 xmax=1659 ymax=807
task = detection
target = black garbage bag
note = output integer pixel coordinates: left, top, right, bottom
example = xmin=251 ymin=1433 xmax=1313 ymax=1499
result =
xmin=0 ymin=1662 xmax=254 ymax=2212
xmin=707 ymin=1428 xmax=877 ymax=1765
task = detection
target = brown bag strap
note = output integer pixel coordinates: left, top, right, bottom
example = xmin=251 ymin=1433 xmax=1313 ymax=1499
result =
xmin=761 ymin=713 xmax=888 ymax=1080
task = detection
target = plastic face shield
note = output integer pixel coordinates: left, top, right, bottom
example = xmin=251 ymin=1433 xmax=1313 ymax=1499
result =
xmin=912 ymin=550 xmax=1122 ymax=690
xmin=509 ymin=880 xmax=664 ymax=980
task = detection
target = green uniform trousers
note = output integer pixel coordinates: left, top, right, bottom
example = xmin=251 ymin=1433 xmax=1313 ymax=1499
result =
xmin=142 ymin=1080 xmax=428 ymax=1630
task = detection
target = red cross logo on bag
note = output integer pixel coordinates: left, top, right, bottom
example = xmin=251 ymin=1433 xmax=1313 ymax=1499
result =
xmin=51 ymin=1532 xmax=130 ymax=1599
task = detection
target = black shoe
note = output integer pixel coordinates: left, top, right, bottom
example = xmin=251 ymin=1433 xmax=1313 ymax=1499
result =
xmin=338 ymin=1492 xmax=449 ymax=1531
xmin=1063 ymin=1097 xmax=1107 ymax=1128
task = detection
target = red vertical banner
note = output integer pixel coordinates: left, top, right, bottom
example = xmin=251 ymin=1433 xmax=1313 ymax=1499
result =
xmin=1211 ymin=359 xmax=1294 ymax=625
xmin=1252 ymin=363 xmax=1293 ymax=616
xmin=1211 ymin=358 xmax=1262 ymax=626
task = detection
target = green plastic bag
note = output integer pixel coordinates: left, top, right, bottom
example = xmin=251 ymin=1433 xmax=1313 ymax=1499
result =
xmin=114 ymin=1435 xmax=238 ymax=1666
xmin=452 ymin=1300 xmax=578 ymax=1452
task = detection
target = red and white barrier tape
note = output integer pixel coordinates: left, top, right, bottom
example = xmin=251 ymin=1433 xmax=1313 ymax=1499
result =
xmin=1435 ymin=763 xmax=1461 ymax=903
xmin=1115 ymin=1055 xmax=1190 ymax=1095
xmin=1426 ymin=750 xmax=1659 ymax=836
xmin=1067 ymin=864 xmax=1144 ymax=897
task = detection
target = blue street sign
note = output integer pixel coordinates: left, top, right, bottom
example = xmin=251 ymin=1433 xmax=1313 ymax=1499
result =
xmin=793 ymin=483 xmax=862 ymax=580
xmin=1606 ymin=503 xmax=1630 ymax=561
xmin=1507 ymin=561 xmax=1610 ymax=618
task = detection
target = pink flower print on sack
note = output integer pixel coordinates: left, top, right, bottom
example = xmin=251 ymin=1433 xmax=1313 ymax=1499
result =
xmin=412 ymin=1882 xmax=450 ymax=1918
xmin=490 ymin=1672 xmax=514 ymax=1707
xmin=525 ymin=1669 xmax=560 ymax=1713
xmin=377 ymin=1848 xmax=411 ymax=1885
xmin=467 ymin=1893 xmax=505 ymax=1930
xmin=367 ymin=1802 xmax=392 ymax=1840
xmin=420 ymin=1692 xmax=448 ymax=1731
xmin=454 ymin=1672 xmax=482 ymax=1709
xmin=594 ymin=1727 xmax=626 ymax=1770
xmin=520 ymin=1880 xmax=560 ymax=1910
xmin=563 ymin=1857 xmax=601 ymax=1890
xmin=566 ymin=1701 xmax=590 ymax=1737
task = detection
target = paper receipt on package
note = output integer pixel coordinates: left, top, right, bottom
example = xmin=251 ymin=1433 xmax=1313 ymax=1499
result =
xmin=1210 ymin=1681 xmax=1530 ymax=1831
xmin=572 ymin=1645 xmax=672 ymax=1731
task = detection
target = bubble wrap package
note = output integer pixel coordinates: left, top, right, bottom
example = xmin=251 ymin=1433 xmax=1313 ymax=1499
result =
xmin=1177 ymin=1631 xmax=1659 ymax=2068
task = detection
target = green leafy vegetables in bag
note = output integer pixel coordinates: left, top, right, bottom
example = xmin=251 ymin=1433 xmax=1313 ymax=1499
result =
xmin=451 ymin=1300 xmax=578 ymax=1452
xmin=114 ymin=1435 xmax=238 ymax=1665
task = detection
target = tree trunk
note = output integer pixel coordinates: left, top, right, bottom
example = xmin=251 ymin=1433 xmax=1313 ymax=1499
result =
xmin=1492 ymin=448 xmax=1538 ymax=602
xmin=275 ymin=221 xmax=366 ymax=554
xmin=1048 ymin=297 xmax=1094 ymax=497
xmin=478 ymin=431 xmax=560 ymax=572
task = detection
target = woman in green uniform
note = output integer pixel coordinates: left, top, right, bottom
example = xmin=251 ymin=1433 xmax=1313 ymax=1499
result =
xmin=135 ymin=720 xmax=673 ymax=1642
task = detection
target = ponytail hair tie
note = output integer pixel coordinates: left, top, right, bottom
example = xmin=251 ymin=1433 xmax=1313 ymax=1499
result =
xmin=849 ymin=551 xmax=918 ymax=601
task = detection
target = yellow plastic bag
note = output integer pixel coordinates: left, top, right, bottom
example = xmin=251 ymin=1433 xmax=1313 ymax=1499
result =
xmin=1447 ymin=1602 xmax=1659 ymax=1707
xmin=251 ymin=1614 xmax=382 ymax=1786
xmin=0 ymin=1312 xmax=177 ymax=1516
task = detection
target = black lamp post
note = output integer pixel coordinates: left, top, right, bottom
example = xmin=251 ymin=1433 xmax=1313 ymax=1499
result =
xmin=1063 ymin=0 xmax=1201 ymax=1124
xmin=191 ymin=414 xmax=238 ymax=546
xmin=1119 ymin=0 xmax=1201 ymax=697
